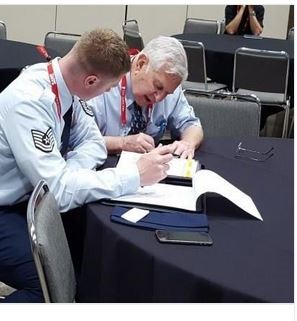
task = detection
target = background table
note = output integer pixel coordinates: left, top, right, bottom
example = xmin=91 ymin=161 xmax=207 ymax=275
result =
xmin=173 ymin=34 xmax=294 ymax=104
xmin=0 ymin=39 xmax=57 ymax=92
xmin=75 ymin=137 xmax=293 ymax=303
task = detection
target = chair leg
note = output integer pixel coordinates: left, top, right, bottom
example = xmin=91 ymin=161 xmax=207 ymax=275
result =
xmin=282 ymin=105 xmax=290 ymax=138
xmin=287 ymin=110 xmax=294 ymax=138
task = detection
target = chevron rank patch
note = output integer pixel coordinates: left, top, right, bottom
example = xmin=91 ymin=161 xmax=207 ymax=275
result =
xmin=31 ymin=127 xmax=55 ymax=153
xmin=79 ymin=99 xmax=94 ymax=117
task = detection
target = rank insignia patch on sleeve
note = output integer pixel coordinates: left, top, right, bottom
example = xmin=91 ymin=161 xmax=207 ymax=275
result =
xmin=79 ymin=99 xmax=94 ymax=117
xmin=31 ymin=127 xmax=55 ymax=153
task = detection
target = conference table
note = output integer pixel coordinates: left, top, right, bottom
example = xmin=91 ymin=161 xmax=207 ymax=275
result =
xmin=75 ymin=137 xmax=293 ymax=303
xmin=0 ymin=39 xmax=57 ymax=92
xmin=173 ymin=33 xmax=294 ymax=104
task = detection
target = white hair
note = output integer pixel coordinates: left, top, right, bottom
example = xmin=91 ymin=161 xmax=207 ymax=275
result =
xmin=141 ymin=36 xmax=188 ymax=81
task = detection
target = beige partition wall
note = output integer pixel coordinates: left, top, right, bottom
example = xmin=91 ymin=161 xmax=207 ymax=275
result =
xmin=262 ymin=5 xmax=290 ymax=39
xmin=56 ymin=5 xmax=125 ymax=36
xmin=0 ymin=5 xmax=56 ymax=44
xmin=127 ymin=5 xmax=187 ymax=44
xmin=0 ymin=4 xmax=291 ymax=44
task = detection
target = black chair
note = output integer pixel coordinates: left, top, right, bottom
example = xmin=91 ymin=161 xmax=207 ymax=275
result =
xmin=183 ymin=18 xmax=219 ymax=34
xmin=180 ymin=40 xmax=227 ymax=92
xmin=0 ymin=20 xmax=7 ymax=40
xmin=122 ymin=19 xmax=140 ymax=34
xmin=44 ymin=31 xmax=81 ymax=57
xmin=27 ymin=180 xmax=76 ymax=303
xmin=185 ymin=90 xmax=261 ymax=137
xmin=287 ymin=27 xmax=294 ymax=40
xmin=123 ymin=29 xmax=144 ymax=51
xmin=232 ymin=47 xmax=290 ymax=138
xmin=219 ymin=19 xmax=226 ymax=34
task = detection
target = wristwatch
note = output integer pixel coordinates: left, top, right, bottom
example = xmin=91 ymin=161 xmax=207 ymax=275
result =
xmin=250 ymin=11 xmax=256 ymax=17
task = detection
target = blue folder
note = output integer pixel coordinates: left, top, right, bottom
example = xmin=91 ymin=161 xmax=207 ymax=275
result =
xmin=111 ymin=206 xmax=209 ymax=232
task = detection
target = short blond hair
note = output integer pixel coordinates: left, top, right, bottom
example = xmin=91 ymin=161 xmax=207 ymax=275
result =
xmin=74 ymin=28 xmax=131 ymax=77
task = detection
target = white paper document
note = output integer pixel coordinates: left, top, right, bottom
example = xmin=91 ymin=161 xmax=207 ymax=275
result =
xmin=117 ymin=151 xmax=198 ymax=178
xmin=121 ymin=208 xmax=149 ymax=223
xmin=112 ymin=167 xmax=263 ymax=221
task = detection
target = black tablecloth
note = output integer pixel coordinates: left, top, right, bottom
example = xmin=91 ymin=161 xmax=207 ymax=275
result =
xmin=75 ymin=137 xmax=294 ymax=303
xmin=173 ymin=34 xmax=294 ymax=104
xmin=0 ymin=39 xmax=57 ymax=92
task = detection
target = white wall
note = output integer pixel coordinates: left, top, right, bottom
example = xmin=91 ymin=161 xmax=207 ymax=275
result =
xmin=55 ymin=5 xmax=125 ymax=36
xmin=127 ymin=5 xmax=187 ymax=44
xmin=0 ymin=4 xmax=291 ymax=44
xmin=0 ymin=5 xmax=56 ymax=44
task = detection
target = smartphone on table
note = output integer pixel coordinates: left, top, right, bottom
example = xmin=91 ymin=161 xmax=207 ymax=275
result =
xmin=155 ymin=230 xmax=213 ymax=246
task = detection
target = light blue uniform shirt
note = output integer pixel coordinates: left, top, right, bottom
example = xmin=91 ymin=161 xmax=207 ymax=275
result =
xmin=89 ymin=72 xmax=201 ymax=143
xmin=0 ymin=58 xmax=140 ymax=212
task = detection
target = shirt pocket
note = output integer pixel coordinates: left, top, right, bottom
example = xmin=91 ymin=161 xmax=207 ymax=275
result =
xmin=146 ymin=119 xmax=167 ymax=144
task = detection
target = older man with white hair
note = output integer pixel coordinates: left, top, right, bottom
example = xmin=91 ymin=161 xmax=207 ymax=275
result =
xmin=89 ymin=36 xmax=203 ymax=159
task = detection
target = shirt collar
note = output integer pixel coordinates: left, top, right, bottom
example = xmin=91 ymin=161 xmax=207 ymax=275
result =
xmin=51 ymin=58 xmax=73 ymax=116
xmin=125 ymin=71 xmax=135 ymax=109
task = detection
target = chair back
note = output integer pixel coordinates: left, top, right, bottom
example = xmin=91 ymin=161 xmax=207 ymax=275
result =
xmin=232 ymin=47 xmax=289 ymax=97
xmin=287 ymin=27 xmax=294 ymax=40
xmin=122 ymin=19 xmax=139 ymax=34
xmin=27 ymin=180 xmax=76 ymax=303
xmin=44 ymin=31 xmax=81 ymax=57
xmin=0 ymin=20 xmax=7 ymax=39
xmin=179 ymin=40 xmax=206 ymax=83
xmin=123 ymin=29 xmax=144 ymax=51
xmin=185 ymin=91 xmax=261 ymax=137
xmin=183 ymin=18 xmax=219 ymax=34
xmin=219 ymin=19 xmax=226 ymax=34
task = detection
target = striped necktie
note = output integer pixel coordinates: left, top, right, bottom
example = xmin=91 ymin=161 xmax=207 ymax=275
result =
xmin=128 ymin=101 xmax=146 ymax=135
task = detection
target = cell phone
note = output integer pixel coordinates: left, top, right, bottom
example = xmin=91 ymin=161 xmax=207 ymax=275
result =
xmin=243 ymin=34 xmax=263 ymax=39
xmin=155 ymin=230 xmax=213 ymax=246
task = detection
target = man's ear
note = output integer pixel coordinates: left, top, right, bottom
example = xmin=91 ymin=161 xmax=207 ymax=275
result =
xmin=85 ymin=75 xmax=99 ymax=88
xmin=135 ymin=53 xmax=149 ymax=71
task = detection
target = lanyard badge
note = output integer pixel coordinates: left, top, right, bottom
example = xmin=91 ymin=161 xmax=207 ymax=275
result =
xmin=120 ymin=75 xmax=153 ymax=132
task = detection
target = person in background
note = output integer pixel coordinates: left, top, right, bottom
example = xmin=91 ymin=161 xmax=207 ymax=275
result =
xmin=89 ymin=36 xmax=203 ymax=159
xmin=0 ymin=28 xmax=173 ymax=303
xmin=225 ymin=5 xmax=264 ymax=36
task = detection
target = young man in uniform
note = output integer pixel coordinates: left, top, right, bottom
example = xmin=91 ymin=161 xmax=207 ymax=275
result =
xmin=0 ymin=28 xmax=173 ymax=302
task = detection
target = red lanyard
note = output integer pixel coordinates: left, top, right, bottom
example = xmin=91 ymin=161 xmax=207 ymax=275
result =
xmin=36 ymin=45 xmax=51 ymax=61
xmin=47 ymin=62 xmax=62 ymax=119
xmin=120 ymin=75 xmax=152 ymax=127
xmin=120 ymin=75 xmax=127 ymax=125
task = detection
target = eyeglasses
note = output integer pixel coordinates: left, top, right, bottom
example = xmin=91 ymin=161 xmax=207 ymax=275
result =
xmin=235 ymin=142 xmax=274 ymax=162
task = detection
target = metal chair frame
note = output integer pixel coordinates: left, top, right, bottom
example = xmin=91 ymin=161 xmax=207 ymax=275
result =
xmin=183 ymin=17 xmax=220 ymax=34
xmin=27 ymin=180 xmax=76 ymax=303
xmin=122 ymin=19 xmax=140 ymax=34
xmin=27 ymin=180 xmax=51 ymax=302
xmin=123 ymin=28 xmax=144 ymax=51
xmin=44 ymin=31 xmax=81 ymax=57
xmin=232 ymin=47 xmax=290 ymax=137
xmin=287 ymin=27 xmax=294 ymax=40
xmin=0 ymin=20 xmax=7 ymax=39
xmin=179 ymin=40 xmax=227 ymax=92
